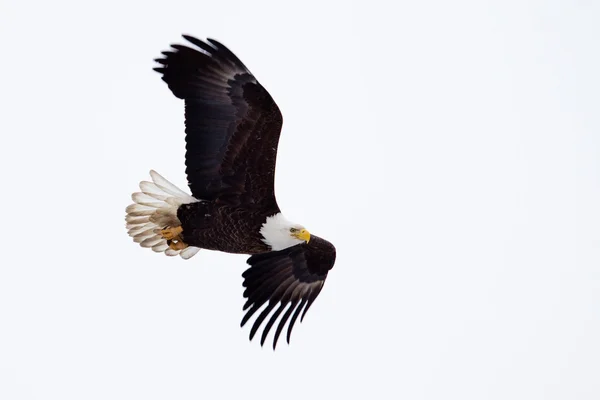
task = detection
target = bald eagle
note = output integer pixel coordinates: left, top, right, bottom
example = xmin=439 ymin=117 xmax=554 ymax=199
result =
xmin=125 ymin=35 xmax=336 ymax=349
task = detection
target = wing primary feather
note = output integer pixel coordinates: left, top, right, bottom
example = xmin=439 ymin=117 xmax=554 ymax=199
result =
xmin=249 ymin=302 xmax=277 ymax=341
xmin=301 ymin=283 xmax=324 ymax=322
xmin=287 ymin=297 xmax=309 ymax=344
xmin=241 ymin=302 xmax=266 ymax=327
xmin=242 ymin=298 xmax=254 ymax=311
xmin=273 ymin=299 xmax=299 ymax=349
xmin=260 ymin=302 xmax=288 ymax=347
xmin=182 ymin=35 xmax=218 ymax=53
xmin=206 ymin=38 xmax=248 ymax=71
xmin=170 ymin=44 xmax=197 ymax=53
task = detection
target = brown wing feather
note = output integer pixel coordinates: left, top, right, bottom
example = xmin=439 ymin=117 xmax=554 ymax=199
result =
xmin=154 ymin=35 xmax=282 ymax=212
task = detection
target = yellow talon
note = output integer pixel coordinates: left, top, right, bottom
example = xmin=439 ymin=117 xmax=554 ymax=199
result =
xmin=160 ymin=226 xmax=183 ymax=240
xmin=168 ymin=240 xmax=188 ymax=251
xmin=161 ymin=226 xmax=187 ymax=251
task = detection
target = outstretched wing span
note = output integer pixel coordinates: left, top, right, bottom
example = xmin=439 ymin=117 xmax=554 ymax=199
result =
xmin=154 ymin=35 xmax=283 ymax=212
xmin=241 ymin=236 xmax=336 ymax=349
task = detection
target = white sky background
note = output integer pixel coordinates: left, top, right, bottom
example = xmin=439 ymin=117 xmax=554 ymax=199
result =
xmin=0 ymin=0 xmax=599 ymax=399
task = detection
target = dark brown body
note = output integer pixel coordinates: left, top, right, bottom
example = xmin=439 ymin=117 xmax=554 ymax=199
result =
xmin=178 ymin=201 xmax=272 ymax=254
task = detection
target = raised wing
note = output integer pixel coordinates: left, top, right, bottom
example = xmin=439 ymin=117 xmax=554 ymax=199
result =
xmin=154 ymin=35 xmax=283 ymax=212
xmin=241 ymin=236 xmax=336 ymax=349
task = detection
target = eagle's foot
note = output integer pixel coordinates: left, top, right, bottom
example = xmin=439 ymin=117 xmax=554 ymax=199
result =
xmin=160 ymin=226 xmax=183 ymax=241
xmin=167 ymin=239 xmax=188 ymax=251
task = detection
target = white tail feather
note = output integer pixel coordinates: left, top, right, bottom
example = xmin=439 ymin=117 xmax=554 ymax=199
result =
xmin=180 ymin=247 xmax=201 ymax=260
xmin=149 ymin=170 xmax=196 ymax=201
xmin=165 ymin=249 xmax=180 ymax=257
xmin=126 ymin=170 xmax=201 ymax=260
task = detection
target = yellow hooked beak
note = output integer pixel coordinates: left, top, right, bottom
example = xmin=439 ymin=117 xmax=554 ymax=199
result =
xmin=293 ymin=228 xmax=311 ymax=243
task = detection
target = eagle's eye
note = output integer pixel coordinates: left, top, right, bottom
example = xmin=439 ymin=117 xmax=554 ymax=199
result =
xmin=290 ymin=228 xmax=298 ymax=233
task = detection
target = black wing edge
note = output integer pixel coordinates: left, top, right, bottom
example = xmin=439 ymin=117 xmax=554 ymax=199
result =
xmin=240 ymin=236 xmax=336 ymax=350
xmin=152 ymin=34 xmax=250 ymax=99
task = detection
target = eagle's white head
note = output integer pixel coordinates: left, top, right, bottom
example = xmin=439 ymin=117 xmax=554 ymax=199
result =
xmin=260 ymin=213 xmax=311 ymax=251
